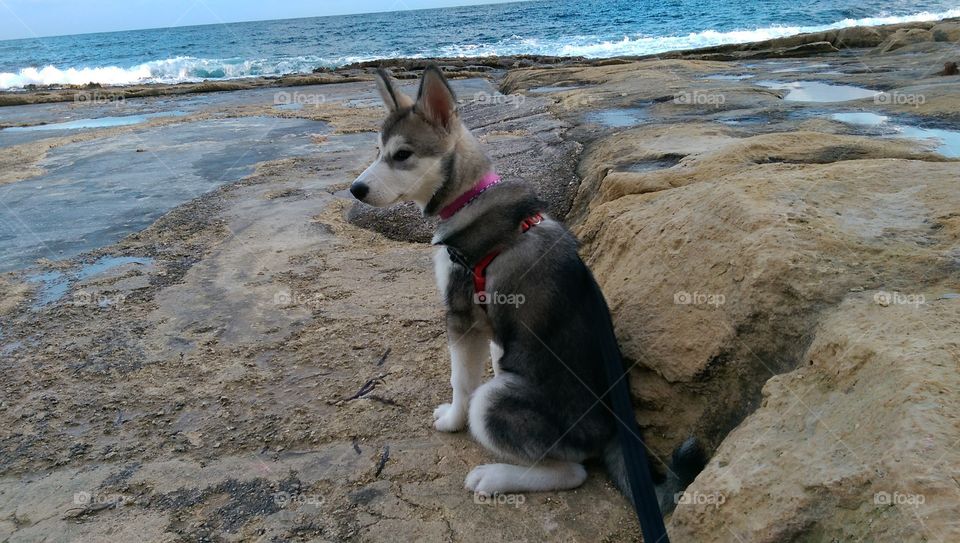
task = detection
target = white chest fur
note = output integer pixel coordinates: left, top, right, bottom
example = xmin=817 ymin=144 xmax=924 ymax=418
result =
xmin=433 ymin=247 xmax=454 ymax=300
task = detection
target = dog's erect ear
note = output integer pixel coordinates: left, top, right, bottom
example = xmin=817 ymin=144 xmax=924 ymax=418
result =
xmin=375 ymin=68 xmax=412 ymax=112
xmin=416 ymin=65 xmax=457 ymax=129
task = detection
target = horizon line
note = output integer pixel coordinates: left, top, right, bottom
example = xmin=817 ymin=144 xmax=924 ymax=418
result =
xmin=0 ymin=0 xmax=531 ymax=42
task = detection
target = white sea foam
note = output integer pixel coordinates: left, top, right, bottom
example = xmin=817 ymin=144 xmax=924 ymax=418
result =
xmin=0 ymin=55 xmax=339 ymax=89
xmin=553 ymin=9 xmax=960 ymax=57
xmin=2 ymin=9 xmax=958 ymax=89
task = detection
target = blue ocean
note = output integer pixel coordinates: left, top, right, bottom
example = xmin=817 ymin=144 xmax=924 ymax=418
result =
xmin=1 ymin=0 xmax=959 ymax=89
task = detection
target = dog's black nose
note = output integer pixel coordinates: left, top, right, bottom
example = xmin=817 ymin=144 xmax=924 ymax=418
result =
xmin=350 ymin=182 xmax=369 ymax=201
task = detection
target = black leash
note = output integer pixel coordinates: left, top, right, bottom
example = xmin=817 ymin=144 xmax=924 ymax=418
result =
xmin=595 ymin=284 xmax=670 ymax=542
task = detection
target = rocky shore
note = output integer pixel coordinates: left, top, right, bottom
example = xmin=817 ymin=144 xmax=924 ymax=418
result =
xmin=1 ymin=18 xmax=959 ymax=542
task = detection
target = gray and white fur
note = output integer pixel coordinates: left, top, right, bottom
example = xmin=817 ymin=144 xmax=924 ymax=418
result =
xmin=350 ymin=66 xmax=704 ymax=503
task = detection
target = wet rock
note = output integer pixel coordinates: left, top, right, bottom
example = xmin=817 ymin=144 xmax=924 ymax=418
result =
xmin=931 ymin=21 xmax=960 ymax=42
xmin=940 ymin=61 xmax=959 ymax=76
xmin=697 ymin=41 xmax=840 ymax=61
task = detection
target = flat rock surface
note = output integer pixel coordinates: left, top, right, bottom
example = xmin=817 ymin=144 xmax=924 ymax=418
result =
xmin=0 ymin=79 xmax=636 ymax=542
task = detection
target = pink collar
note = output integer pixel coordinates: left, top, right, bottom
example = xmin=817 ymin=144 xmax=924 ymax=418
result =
xmin=438 ymin=172 xmax=501 ymax=220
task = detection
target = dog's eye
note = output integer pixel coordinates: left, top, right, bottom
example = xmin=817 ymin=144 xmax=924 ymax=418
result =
xmin=393 ymin=150 xmax=413 ymax=162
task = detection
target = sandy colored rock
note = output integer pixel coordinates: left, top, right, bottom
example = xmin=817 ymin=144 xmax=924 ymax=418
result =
xmin=931 ymin=21 xmax=960 ymax=42
xmin=670 ymin=293 xmax=960 ymax=541
xmin=873 ymin=28 xmax=936 ymax=54
xmin=577 ymin=147 xmax=959 ymax=456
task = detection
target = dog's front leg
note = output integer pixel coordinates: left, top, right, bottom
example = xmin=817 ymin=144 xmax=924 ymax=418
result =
xmin=433 ymin=320 xmax=488 ymax=433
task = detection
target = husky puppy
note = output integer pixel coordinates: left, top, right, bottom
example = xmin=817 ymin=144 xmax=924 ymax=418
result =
xmin=351 ymin=67 xmax=695 ymax=502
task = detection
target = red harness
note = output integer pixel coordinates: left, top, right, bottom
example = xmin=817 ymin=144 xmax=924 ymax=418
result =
xmin=472 ymin=213 xmax=543 ymax=301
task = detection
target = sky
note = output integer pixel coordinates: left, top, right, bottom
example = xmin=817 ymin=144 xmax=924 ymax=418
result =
xmin=0 ymin=0 xmax=524 ymax=40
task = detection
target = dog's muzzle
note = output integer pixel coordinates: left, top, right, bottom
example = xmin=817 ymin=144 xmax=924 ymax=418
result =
xmin=349 ymin=182 xmax=369 ymax=201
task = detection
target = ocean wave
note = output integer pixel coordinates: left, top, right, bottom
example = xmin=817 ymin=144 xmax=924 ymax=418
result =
xmin=0 ymin=57 xmax=344 ymax=89
xmin=438 ymin=8 xmax=960 ymax=58
xmin=553 ymin=9 xmax=960 ymax=57
xmin=0 ymin=55 xmax=342 ymax=90
xmin=1 ymin=8 xmax=958 ymax=89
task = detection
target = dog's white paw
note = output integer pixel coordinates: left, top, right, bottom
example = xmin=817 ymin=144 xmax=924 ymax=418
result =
xmin=432 ymin=403 xmax=465 ymax=432
xmin=465 ymin=462 xmax=587 ymax=494
xmin=433 ymin=403 xmax=452 ymax=420
xmin=464 ymin=464 xmax=515 ymax=494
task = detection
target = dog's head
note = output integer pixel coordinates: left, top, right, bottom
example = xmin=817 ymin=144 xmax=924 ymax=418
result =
xmin=350 ymin=66 xmax=461 ymax=209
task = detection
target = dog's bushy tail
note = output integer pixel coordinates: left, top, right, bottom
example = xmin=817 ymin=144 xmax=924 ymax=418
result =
xmin=604 ymin=436 xmax=708 ymax=514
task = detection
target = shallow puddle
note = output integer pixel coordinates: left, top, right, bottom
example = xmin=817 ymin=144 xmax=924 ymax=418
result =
xmin=716 ymin=113 xmax=777 ymax=126
xmin=758 ymin=81 xmax=879 ymax=102
xmin=0 ymin=111 xmax=189 ymax=148
xmin=831 ymin=112 xmax=960 ymax=158
xmin=895 ymin=126 xmax=960 ymax=157
xmin=26 ymin=256 xmax=154 ymax=307
xmin=771 ymin=63 xmax=831 ymax=74
xmin=703 ymin=74 xmax=754 ymax=81
xmin=613 ymin=156 xmax=684 ymax=173
xmin=25 ymin=271 xmax=71 ymax=307
xmin=831 ymin=112 xmax=888 ymax=126
xmin=527 ymin=85 xmax=585 ymax=93
xmin=4 ymin=111 xmax=185 ymax=132
xmin=584 ymin=107 xmax=649 ymax=128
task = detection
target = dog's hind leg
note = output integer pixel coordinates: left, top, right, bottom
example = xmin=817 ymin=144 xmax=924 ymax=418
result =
xmin=433 ymin=325 xmax=488 ymax=432
xmin=465 ymin=374 xmax=590 ymax=494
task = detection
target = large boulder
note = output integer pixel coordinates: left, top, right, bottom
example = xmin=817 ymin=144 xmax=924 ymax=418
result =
xmin=931 ymin=21 xmax=960 ymax=42
xmin=669 ymin=293 xmax=960 ymax=541
xmin=834 ymin=25 xmax=886 ymax=48
xmin=872 ymin=28 xmax=936 ymax=54
xmin=573 ymin=124 xmax=960 ymax=461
